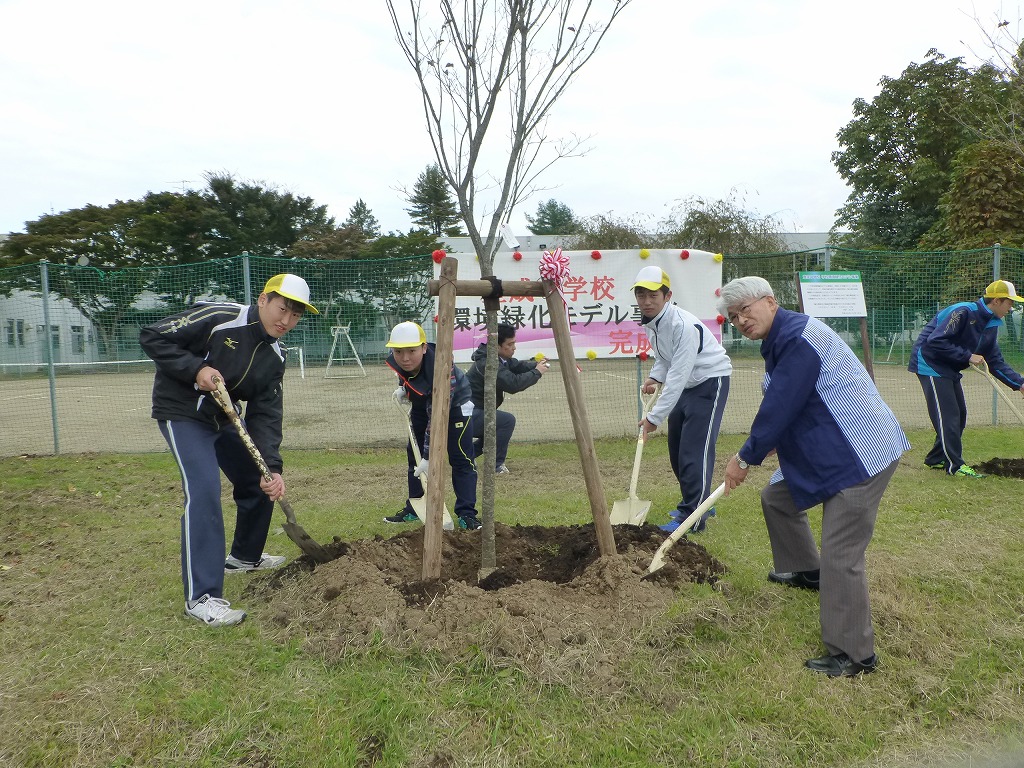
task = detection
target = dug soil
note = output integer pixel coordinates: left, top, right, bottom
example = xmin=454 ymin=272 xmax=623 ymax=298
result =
xmin=243 ymin=522 xmax=724 ymax=683
xmin=976 ymin=457 xmax=1024 ymax=478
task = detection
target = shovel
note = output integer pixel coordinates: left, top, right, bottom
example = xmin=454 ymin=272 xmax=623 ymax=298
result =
xmin=647 ymin=482 xmax=726 ymax=575
xmin=610 ymin=386 xmax=661 ymax=526
xmin=211 ymin=379 xmax=332 ymax=563
xmin=970 ymin=361 xmax=1024 ymax=425
xmin=396 ymin=399 xmax=455 ymax=530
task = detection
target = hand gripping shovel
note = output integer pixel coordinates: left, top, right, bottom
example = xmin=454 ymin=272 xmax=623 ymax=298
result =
xmin=211 ymin=379 xmax=331 ymax=563
xmin=970 ymin=361 xmax=1024 ymax=425
xmin=395 ymin=397 xmax=455 ymax=530
xmin=647 ymin=482 xmax=726 ymax=575
xmin=610 ymin=386 xmax=661 ymax=526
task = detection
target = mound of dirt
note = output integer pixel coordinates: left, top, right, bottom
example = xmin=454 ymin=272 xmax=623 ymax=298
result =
xmin=243 ymin=522 xmax=724 ymax=682
xmin=976 ymin=457 xmax=1024 ymax=479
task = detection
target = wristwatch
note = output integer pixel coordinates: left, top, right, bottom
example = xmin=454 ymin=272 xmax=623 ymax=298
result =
xmin=735 ymin=454 xmax=749 ymax=470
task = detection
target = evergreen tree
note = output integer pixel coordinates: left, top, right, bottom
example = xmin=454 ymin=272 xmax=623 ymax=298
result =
xmin=405 ymin=165 xmax=464 ymax=236
xmin=343 ymin=199 xmax=381 ymax=241
xmin=525 ymin=199 xmax=578 ymax=234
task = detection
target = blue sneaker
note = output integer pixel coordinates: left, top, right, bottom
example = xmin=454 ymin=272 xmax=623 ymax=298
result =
xmin=659 ymin=519 xmax=682 ymax=533
xmin=458 ymin=515 xmax=482 ymax=531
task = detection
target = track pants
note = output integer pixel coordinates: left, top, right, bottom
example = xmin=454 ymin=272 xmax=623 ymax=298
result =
xmin=471 ymin=407 xmax=516 ymax=468
xmin=405 ymin=407 xmax=479 ymax=521
xmin=159 ymin=419 xmax=274 ymax=603
xmin=760 ymin=460 xmax=898 ymax=663
xmin=917 ymin=374 xmax=967 ymax=473
xmin=667 ymin=376 xmax=730 ymax=518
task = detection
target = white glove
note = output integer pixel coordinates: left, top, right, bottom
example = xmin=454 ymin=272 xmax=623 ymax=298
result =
xmin=460 ymin=401 xmax=475 ymax=418
xmin=413 ymin=458 xmax=429 ymax=481
xmin=393 ymin=387 xmax=408 ymax=405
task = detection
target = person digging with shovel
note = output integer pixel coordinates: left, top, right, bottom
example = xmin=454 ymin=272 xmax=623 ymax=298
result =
xmin=633 ymin=265 xmax=732 ymax=534
xmin=384 ymin=321 xmax=481 ymax=531
xmin=719 ymin=276 xmax=908 ymax=677
xmin=140 ymin=274 xmax=318 ymax=627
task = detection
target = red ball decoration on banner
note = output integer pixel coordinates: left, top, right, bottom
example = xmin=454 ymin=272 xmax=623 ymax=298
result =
xmin=433 ymin=315 xmax=439 ymax=323
xmin=716 ymin=314 xmax=725 ymax=325
xmin=680 ymin=249 xmax=690 ymax=260
xmin=513 ymin=251 xmax=523 ymax=261
xmin=638 ymin=351 xmax=648 ymax=361
xmin=591 ymin=250 xmax=602 ymax=260
xmin=431 ymin=249 xmax=446 ymax=263
xmin=715 ymin=288 xmax=721 ymax=297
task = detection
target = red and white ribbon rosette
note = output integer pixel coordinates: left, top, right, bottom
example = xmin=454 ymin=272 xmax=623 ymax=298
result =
xmin=539 ymin=246 xmax=570 ymax=303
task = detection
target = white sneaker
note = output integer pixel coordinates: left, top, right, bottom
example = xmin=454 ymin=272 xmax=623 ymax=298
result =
xmin=185 ymin=595 xmax=246 ymax=627
xmin=225 ymin=553 xmax=286 ymax=574
xmin=496 ymin=464 xmax=510 ymax=475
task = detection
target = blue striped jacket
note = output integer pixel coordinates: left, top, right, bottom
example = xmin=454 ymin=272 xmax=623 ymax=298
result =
xmin=738 ymin=309 xmax=909 ymax=509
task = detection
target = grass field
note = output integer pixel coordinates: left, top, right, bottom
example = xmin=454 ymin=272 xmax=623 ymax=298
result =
xmin=2 ymin=429 xmax=1024 ymax=767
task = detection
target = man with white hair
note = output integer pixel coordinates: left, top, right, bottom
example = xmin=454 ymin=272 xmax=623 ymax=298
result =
xmin=718 ymin=276 xmax=908 ymax=678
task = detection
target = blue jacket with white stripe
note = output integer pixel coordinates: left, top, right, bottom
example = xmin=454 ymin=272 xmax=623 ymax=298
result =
xmin=908 ymin=298 xmax=1024 ymax=390
xmin=737 ymin=309 xmax=909 ymax=510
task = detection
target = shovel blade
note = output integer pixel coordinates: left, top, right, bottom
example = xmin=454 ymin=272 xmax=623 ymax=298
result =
xmin=282 ymin=521 xmax=332 ymax=564
xmin=610 ymin=497 xmax=651 ymax=526
xmin=409 ymin=497 xmax=455 ymax=530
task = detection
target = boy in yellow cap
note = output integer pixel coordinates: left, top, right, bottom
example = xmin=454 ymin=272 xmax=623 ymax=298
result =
xmin=140 ymin=274 xmax=317 ymax=626
xmin=909 ymin=279 xmax=1024 ymax=477
xmin=385 ymin=321 xmax=481 ymax=529
xmin=633 ymin=265 xmax=732 ymax=533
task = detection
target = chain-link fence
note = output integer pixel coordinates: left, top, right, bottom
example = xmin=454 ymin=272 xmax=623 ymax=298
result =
xmin=3 ymin=247 xmax=1023 ymax=457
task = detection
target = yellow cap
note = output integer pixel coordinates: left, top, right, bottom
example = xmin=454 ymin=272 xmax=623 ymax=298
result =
xmin=386 ymin=321 xmax=427 ymax=348
xmin=632 ymin=266 xmax=670 ymax=291
xmin=984 ymin=279 xmax=1024 ymax=302
xmin=262 ymin=274 xmax=319 ymax=314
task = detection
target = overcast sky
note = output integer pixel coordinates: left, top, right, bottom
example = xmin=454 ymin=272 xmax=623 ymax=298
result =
xmin=0 ymin=0 xmax=1010 ymax=238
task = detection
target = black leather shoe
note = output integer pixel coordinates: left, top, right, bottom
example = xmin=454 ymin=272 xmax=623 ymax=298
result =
xmin=767 ymin=569 xmax=820 ymax=590
xmin=804 ymin=652 xmax=877 ymax=677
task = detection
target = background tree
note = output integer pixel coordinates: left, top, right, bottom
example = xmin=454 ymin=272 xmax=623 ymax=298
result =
xmin=344 ymin=199 xmax=382 ymax=241
xmin=386 ymin=0 xmax=634 ymax=570
xmin=831 ymin=50 xmax=1004 ymax=250
xmin=525 ymin=198 xmax=578 ymax=234
xmin=659 ymin=193 xmax=789 ymax=254
xmin=404 ymin=165 xmax=464 ymax=237
xmin=565 ymin=212 xmax=651 ymax=249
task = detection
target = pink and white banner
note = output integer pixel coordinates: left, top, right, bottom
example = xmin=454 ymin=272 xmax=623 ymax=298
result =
xmin=434 ymin=249 xmax=724 ymax=363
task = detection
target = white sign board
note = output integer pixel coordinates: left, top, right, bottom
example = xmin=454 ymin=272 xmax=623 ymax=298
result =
xmin=798 ymin=271 xmax=867 ymax=319
xmin=434 ymin=249 xmax=724 ymax=363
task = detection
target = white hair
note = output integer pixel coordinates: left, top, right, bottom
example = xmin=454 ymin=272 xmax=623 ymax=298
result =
xmin=717 ymin=276 xmax=775 ymax=315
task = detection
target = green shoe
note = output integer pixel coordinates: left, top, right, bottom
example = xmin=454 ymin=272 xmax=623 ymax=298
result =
xmin=925 ymin=462 xmax=945 ymax=470
xmin=954 ymin=465 xmax=987 ymax=478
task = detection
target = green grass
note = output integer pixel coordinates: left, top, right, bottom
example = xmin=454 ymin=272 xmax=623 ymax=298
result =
xmin=2 ymin=429 xmax=1024 ymax=766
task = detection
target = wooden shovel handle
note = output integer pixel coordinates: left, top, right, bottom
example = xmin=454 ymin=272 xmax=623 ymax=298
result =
xmin=210 ymin=378 xmax=298 ymax=525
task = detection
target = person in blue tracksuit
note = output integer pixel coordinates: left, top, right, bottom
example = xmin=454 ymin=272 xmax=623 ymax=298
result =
xmin=140 ymin=274 xmax=318 ymax=627
xmin=384 ymin=321 xmax=480 ymax=530
xmin=909 ymin=279 xmax=1024 ymax=477
xmin=720 ymin=276 xmax=909 ymax=678
xmin=633 ymin=265 xmax=732 ymax=534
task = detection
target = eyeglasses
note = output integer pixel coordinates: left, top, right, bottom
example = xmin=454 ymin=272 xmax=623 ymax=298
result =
xmin=727 ymin=296 xmax=768 ymax=325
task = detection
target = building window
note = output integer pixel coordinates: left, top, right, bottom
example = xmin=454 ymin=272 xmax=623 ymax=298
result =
xmin=4 ymin=320 xmax=12 ymax=346
xmin=50 ymin=325 xmax=61 ymax=349
xmin=71 ymin=325 xmax=85 ymax=354
xmin=15 ymin=319 xmax=25 ymax=346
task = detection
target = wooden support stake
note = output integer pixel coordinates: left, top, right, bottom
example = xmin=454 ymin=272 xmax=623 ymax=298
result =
xmin=542 ymin=280 xmax=617 ymax=558
xmin=422 ymin=257 xmax=459 ymax=580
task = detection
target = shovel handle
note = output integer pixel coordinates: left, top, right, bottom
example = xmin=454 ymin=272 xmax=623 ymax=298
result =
xmin=970 ymin=362 xmax=1024 ymax=425
xmin=647 ymin=483 xmax=725 ymax=574
xmin=210 ymin=379 xmax=296 ymax=525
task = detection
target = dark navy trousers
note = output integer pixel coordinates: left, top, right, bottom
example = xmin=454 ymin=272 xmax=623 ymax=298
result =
xmin=159 ymin=419 xmax=274 ymax=603
xmin=667 ymin=376 xmax=730 ymax=518
xmin=471 ymin=407 xmax=516 ymax=468
xmin=917 ymin=374 xmax=968 ymax=472
xmin=405 ymin=407 xmax=479 ymax=520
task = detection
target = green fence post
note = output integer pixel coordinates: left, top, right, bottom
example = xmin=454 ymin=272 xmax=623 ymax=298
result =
xmin=39 ymin=260 xmax=59 ymax=454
